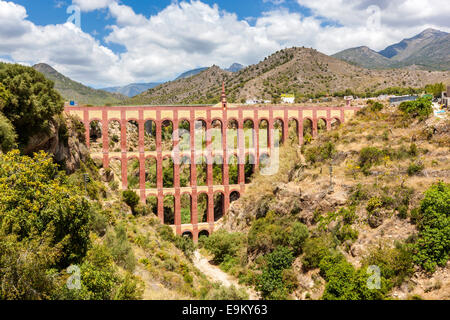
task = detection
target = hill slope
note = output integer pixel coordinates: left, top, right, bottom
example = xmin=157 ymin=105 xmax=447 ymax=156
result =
xmin=216 ymin=101 xmax=450 ymax=300
xmin=126 ymin=47 xmax=450 ymax=105
xmin=332 ymin=46 xmax=395 ymax=69
xmin=33 ymin=63 xmax=127 ymax=105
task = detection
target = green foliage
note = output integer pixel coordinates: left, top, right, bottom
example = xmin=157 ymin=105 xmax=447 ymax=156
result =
xmin=174 ymin=235 xmax=196 ymax=259
xmin=58 ymin=244 xmax=142 ymax=300
xmin=413 ymin=182 xmax=450 ymax=272
xmin=288 ymin=222 xmax=309 ymax=255
xmin=304 ymin=141 xmax=336 ymax=164
xmin=122 ymin=190 xmax=140 ymax=213
xmin=301 ymin=235 xmax=335 ymax=271
xmin=0 ymin=112 xmax=17 ymax=152
xmin=257 ymin=246 xmax=296 ymax=299
xmin=200 ymin=230 xmax=245 ymax=265
xmin=204 ymin=283 xmax=249 ymax=300
xmin=0 ymin=82 xmax=10 ymax=110
xmin=105 ymin=224 xmax=136 ymax=272
xmin=362 ymin=243 xmax=414 ymax=288
xmin=0 ymin=228 xmax=61 ymax=300
xmin=399 ymin=97 xmax=433 ymax=121
xmin=424 ymin=83 xmax=445 ymax=98
xmin=248 ymin=212 xmax=309 ymax=256
xmin=0 ymin=63 xmax=64 ymax=145
xmin=0 ymin=151 xmax=91 ymax=266
xmin=407 ymin=161 xmax=424 ymax=176
xmin=359 ymin=147 xmax=382 ymax=174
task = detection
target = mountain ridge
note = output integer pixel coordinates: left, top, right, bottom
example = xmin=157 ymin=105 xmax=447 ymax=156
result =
xmin=333 ymin=28 xmax=450 ymax=70
xmin=126 ymin=47 xmax=450 ymax=105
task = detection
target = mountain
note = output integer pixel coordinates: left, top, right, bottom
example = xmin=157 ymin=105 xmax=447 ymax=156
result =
xmin=333 ymin=28 xmax=450 ymax=70
xmin=125 ymin=47 xmax=450 ymax=105
xmin=225 ymin=63 xmax=245 ymax=72
xmin=101 ymin=82 xmax=162 ymax=97
xmin=33 ymin=63 xmax=127 ymax=105
xmin=332 ymin=46 xmax=395 ymax=69
xmin=175 ymin=67 xmax=209 ymax=80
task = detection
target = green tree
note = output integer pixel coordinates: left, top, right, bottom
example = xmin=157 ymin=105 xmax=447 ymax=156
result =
xmin=0 ymin=150 xmax=91 ymax=266
xmin=399 ymin=97 xmax=433 ymax=121
xmin=0 ymin=112 xmax=17 ymax=152
xmin=0 ymin=63 xmax=64 ymax=146
xmin=413 ymin=182 xmax=450 ymax=272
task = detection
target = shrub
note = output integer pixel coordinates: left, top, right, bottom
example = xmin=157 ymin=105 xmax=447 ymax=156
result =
xmin=301 ymin=236 xmax=335 ymax=271
xmin=413 ymin=182 xmax=450 ymax=272
xmin=305 ymin=141 xmax=336 ymax=164
xmin=200 ymin=230 xmax=245 ymax=265
xmin=0 ymin=112 xmax=17 ymax=152
xmin=0 ymin=63 xmax=64 ymax=145
xmin=359 ymin=147 xmax=382 ymax=174
xmin=105 ymin=224 xmax=136 ymax=272
xmin=399 ymin=97 xmax=433 ymax=121
xmin=362 ymin=243 xmax=414 ymax=287
xmin=288 ymin=222 xmax=309 ymax=255
xmin=257 ymin=246 xmax=295 ymax=299
xmin=407 ymin=161 xmax=424 ymax=176
xmin=122 ymin=190 xmax=140 ymax=213
xmin=205 ymin=284 xmax=249 ymax=300
xmin=0 ymin=151 xmax=91 ymax=266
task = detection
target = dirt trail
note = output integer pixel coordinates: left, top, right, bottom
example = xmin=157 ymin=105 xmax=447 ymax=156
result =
xmin=192 ymin=251 xmax=259 ymax=300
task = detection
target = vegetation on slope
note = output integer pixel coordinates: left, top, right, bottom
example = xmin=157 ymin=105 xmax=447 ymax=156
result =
xmin=201 ymin=97 xmax=449 ymax=300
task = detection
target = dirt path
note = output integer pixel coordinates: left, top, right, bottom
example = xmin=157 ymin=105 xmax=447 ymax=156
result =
xmin=192 ymin=250 xmax=259 ymax=300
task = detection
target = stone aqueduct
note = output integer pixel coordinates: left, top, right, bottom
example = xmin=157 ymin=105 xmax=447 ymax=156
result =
xmin=65 ymin=91 xmax=357 ymax=241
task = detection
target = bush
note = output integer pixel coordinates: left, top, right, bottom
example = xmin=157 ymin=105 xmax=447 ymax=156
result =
xmin=122 ymin=190 xmax=140 ymax=213
xmin=359 ymin=147 xmax=382 ymax=174
xmin=304 ymin=141 xmax=336 ymax=164
xmin=301 ymin=236 xmax=335 ymax=271
xmin=362 ymin=243 xmax=414 ymax=287
xmin=399 ymin=97 xmax=433 ymax=121
xmin=257 ymin=246 xmax=295 ymax=299
xmin=407 ymin=161 xmax=424 ymax=176
xmin=205 ymin=283 xmax=249 ymax=300
xmin=0 ymin=151 xmax=91 ymax=266
xmin=0 ymin=112 xmax=17 ymax=152
xmin=200 ymin=230 xmax=245 ymax=265
xmin=0 ymin=63 xmax=64 ymax=146
xmin=413 ymin=182 xmax=450 ymax=272
xmin=105 ymin=224 xmax=136 ymax=272
xmin=288 ymin=222 xmax=309 ymax=255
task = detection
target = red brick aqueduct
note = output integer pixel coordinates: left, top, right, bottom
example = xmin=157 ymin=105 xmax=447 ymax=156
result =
xmin=65 ymin=89 xmax=358 ymax=241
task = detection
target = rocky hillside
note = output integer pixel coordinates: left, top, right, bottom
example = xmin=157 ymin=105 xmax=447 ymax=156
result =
xmin=126 ymin=47 xmax=450 ymax=105
xmin=332 ymin=46 xmax=395 ymax=69
xmin=204 ymin=99 xmax=449 ymax=300
xmin=33 ymin=63 xmax=127 ymax=105
xmin=334 ymin=29 xmax=450 ymax=70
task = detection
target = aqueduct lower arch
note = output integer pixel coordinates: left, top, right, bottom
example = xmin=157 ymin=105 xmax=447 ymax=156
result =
xmin=65 ymin=100 xmax=357 ymax=241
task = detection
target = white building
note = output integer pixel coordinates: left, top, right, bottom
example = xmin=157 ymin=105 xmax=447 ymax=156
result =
xmin=281 ymin=94 xmax=295 ymax=104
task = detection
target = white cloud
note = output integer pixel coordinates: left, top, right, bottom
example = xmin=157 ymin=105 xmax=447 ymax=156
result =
xmin=72 ymin=0 xmax=114 ymax=12
xmin=0 ymin=0 xmax=449 ymax=88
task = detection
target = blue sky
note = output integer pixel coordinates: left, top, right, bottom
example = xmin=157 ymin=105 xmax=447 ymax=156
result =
xmin=12 ymin=0 xmax=309 ymax=49
xmin=1 ymin=0 xmax=448 ymax=87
